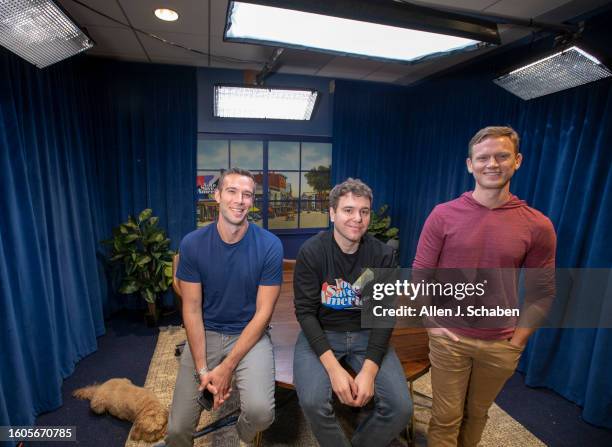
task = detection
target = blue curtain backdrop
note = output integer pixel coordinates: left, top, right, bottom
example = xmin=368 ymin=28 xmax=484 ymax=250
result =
xmin=84 ymin=58 xmax=197 ymax=312
xmin=332 ymin=15 xmax=612 ymax=428
xmin=0 ymin=50 xmax=196 ymax=429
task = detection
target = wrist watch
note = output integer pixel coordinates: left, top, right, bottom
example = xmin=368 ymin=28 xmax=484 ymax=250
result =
xmin=194 ymin=366 xmax=209 ymax=382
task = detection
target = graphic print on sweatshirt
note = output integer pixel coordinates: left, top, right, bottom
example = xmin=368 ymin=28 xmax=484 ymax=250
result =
xmin=320 ymin=269 xmax=374 ymax=310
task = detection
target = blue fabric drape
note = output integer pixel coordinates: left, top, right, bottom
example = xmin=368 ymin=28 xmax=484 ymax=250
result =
xmin=84 ymin=58 xmax=197 ymax=311
xmin=0 ymin=50 xmax=106 ymax=430
xmin=0 ymin=51 xmax=196 ymax=429
xmin=85 ymin=59 xmax=197 ymax=253
xmin=332 ymin=17 xmax=612 ymax=427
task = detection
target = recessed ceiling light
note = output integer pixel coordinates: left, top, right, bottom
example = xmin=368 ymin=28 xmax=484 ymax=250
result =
xmin=154 ymin=8 xmax=179 ymax=22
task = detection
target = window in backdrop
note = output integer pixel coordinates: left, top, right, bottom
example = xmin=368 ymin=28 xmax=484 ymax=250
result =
xmin=197 ymin=137 xmax=331 ymax=231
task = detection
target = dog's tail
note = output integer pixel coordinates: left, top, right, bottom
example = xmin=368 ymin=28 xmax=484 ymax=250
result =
xmin=72 ymin=384 xmax=99 ymax=401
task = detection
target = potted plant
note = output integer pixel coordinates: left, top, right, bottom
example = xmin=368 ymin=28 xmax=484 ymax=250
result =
xmin=102 ymin=209 xmax=175 ymax=326
xmin=368 ymin=204 xmax=400 ymax=250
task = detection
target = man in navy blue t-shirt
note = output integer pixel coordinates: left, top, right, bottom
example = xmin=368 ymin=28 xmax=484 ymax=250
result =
xmin=165 ymin=168 xmax=283 ymax=446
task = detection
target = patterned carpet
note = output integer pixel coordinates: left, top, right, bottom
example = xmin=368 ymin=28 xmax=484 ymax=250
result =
xmin=126 ymin=326 xmax=544 ymax=446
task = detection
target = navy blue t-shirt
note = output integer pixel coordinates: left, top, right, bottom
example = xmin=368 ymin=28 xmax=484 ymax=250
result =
xmin=176 ymin=223 xmax=283 ymax=333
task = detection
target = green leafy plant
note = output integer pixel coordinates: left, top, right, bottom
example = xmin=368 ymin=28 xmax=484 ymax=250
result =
xmin=367 ymin=204 xmax=399 ymax=243
xmin=102 ymin=209 xmax=174 ymax=304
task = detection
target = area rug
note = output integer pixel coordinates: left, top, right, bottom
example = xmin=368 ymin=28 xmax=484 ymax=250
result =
xmin=126 ymin=326 xmax=545 ymax=446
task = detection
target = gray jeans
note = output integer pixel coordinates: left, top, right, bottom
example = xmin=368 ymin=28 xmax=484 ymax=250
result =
xmin=165 ymin=330 xmax=275 ymax=446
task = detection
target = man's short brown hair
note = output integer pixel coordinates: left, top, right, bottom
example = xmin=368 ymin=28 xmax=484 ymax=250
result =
xmin=217 ymin=167 xmax=255 ymax=191
xmin=329 ymin=178 xmax=373 ymax=210
xmin=468 ymin=126 xmax=520 ymax=157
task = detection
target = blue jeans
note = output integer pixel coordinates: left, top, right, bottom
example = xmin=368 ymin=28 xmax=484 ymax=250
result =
xmin=293 ymin=330 xmax=412 ymax=447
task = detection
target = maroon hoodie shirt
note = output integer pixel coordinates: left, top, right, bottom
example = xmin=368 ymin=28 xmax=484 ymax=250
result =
xmin=413 ymin=191 xmax=556 ymax=339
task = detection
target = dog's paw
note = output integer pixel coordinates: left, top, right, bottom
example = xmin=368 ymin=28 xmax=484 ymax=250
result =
xmin=72 ymin=385 xmax=98 ymax=400
xmin=131 ymin=426 xmax=165 ymax=442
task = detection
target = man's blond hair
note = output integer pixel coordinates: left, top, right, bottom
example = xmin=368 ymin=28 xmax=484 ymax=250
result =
xmin=468 ymin=126 xmax=520 ymax=157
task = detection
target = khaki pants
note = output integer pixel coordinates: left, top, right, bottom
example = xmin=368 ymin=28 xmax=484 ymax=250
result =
xmin=427 ymin=334 xmax=524 ymax=447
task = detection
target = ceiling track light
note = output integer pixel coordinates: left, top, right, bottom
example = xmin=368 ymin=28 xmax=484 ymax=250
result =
xmin=224 ymin=0 xmax=500 ymax=64
xmin=256 ymin=48 xmax=284 ymax=85
xmin=0 ymin=0 xmax=94 ymax=68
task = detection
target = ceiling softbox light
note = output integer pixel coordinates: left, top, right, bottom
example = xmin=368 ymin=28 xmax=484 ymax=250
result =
xmin=214 ymin=85 xmax=319 ymax=120
xmin=0 ymin=0 xmax=94 ymax=68
xmin=224 ymin=0 xmax=499 ymax=63
xmin=493 ymin=45 xmax=612 ymax=100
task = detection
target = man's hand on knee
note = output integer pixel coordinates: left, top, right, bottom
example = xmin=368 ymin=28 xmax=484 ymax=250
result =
xmin=208 ymin=362 xmax=233 ymax=409
xmin=353 ymin=359 xmax=378 ymax=407
xmin=328 ymin=365 xmax=358 ymax=407
xmin=198 ymin=371 xmax=216 ymax=393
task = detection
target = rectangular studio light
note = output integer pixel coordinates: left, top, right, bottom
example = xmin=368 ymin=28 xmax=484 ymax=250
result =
xmin=494 ymin=46 xmax=612 ymax=100
xmin=225 ymin=0 xmax=499 ymax=63
xmin=0 ymin=0 xmax=94 ymax=68
xmin=214 ymin=85 xmax=319 ymax=120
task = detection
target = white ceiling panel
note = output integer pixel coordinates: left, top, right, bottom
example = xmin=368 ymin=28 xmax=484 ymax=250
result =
xmin=411 ymin=0 xmax=498 ymax=12
xmin=484 ymin=0 xmax=574 ymax=18
xmin=59 ymin=0 xmax=127 ymax=28
xmin=88 ymin=53 xmax=150 ymax=64
xmin=362 ymin=71 xmax=407 ymax=83
xmin=204 ymin=60 xmax=266 ymax=71
xmin=118 ymin=0 xmax=209 ymax=35
xmin=535 ymin=0 xmax=611 ymax=22
xmin=148 ymin=57 xmax=210 ymax=67
xmin=362 ymin=63 xmax=417 ymax=83
xmin=314 ymin=70 xmax=366 ymax=81
xmin=276 ymin=56 xmax=334 ymax=75
xmin=210 ymin=0 xmax=230 ymax=36
xmin=85 ymin=26 xmax=146 ymax=57
xmin=316 ymin=57 xmax=385 ymax=79
xmin=138 ymin=32 xmax=208 ymax=59
xmin=275 ymin=65 xmax=320 ymax=76
xmin=209 ymin=36 xmax=273 ymax=65
xmin=394 ymin=49 xmax=491 ymax=84
xmin=497 ymin=26 xmax=532 ymax=45
xmin=277 ymin=49 xmax=335 ymax=72
xmin=56 ymin=0 xmax=606 ymax=85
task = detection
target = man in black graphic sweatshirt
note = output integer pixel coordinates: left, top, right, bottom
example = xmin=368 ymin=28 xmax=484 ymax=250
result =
xmin=293 ymin=178 xmax=412 ymax=447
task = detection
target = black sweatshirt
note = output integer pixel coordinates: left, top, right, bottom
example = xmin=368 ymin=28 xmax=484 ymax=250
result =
xmin=293 ymin=230 xmax=398 ymax=366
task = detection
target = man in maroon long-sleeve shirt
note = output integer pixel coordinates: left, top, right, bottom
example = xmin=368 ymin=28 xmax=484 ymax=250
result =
xmin=413 ymin=126 xmax=556 ymax=447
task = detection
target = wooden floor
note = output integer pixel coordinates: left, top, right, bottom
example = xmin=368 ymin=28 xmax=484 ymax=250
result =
xmin=271 ymin=261 xmax=430 ymax=388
